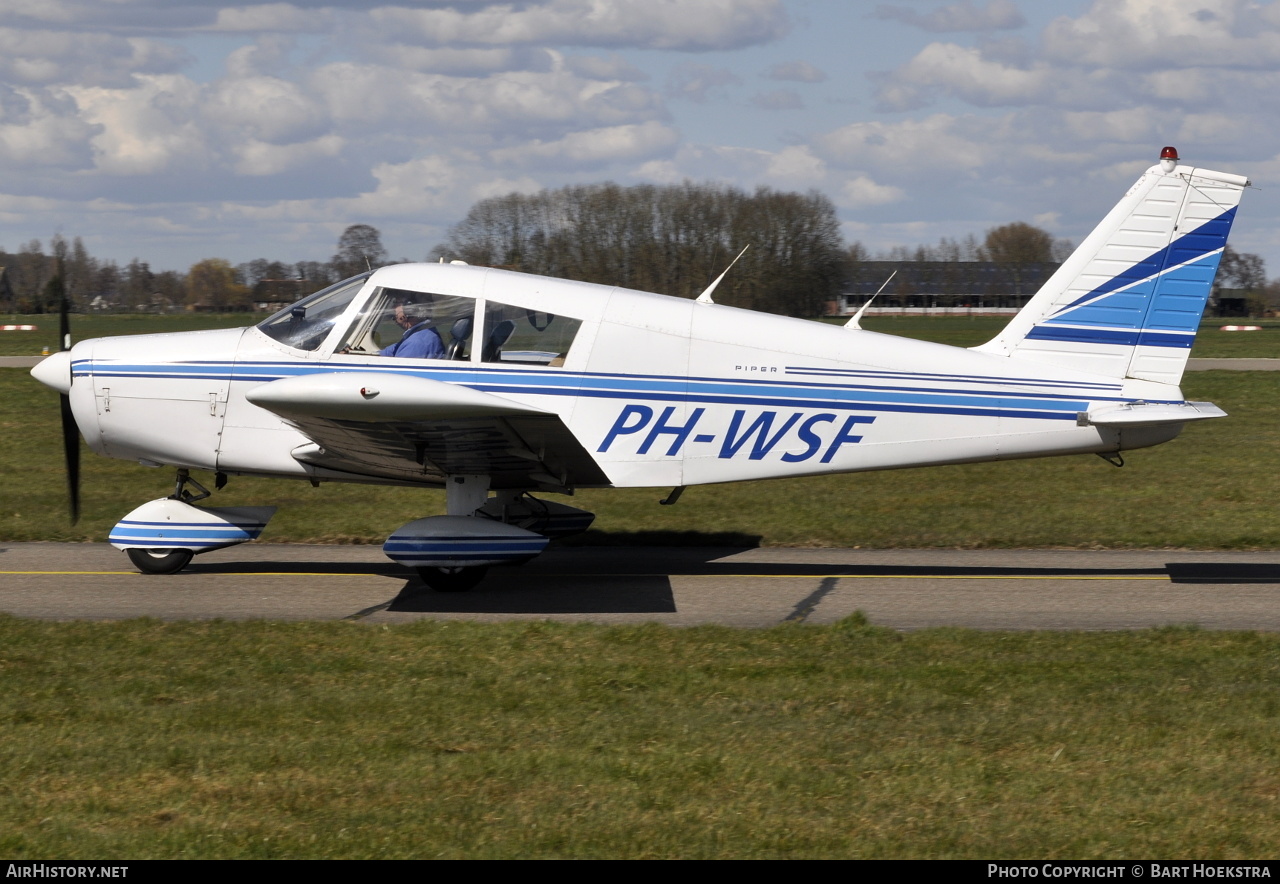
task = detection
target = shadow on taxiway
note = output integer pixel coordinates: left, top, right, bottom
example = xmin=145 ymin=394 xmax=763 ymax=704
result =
xmin=1166 ymin=563 xmax=1280 ymax=583
xmin=173 ymin=547 xmax=1280 ymax=617
xmin=176 ymin=547 xmax=1280 ymax=583
xmin=384 ymin=576 xmax=680 ymax=615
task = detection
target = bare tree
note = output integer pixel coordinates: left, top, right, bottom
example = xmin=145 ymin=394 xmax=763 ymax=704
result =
xmin=332 ymin=224 xmax=387 ymax=279
xmin=1218 ymin=245 xmax=1266 ymax=292
xmin=983 ymin=222 xmax=1055 ymax=264
xmin=432 ymin=182 xmax=844 ymax=316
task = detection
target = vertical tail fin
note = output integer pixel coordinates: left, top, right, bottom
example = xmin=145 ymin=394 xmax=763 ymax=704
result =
xmin=974 ymin=150 xmax=1249 ymax=384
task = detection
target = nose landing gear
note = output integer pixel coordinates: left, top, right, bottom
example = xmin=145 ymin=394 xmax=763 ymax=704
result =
xmin=110 ymin=470 xmax=276 ymax=575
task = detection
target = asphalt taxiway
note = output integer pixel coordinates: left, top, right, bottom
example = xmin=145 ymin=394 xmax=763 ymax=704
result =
xmin=4 ymin=543 xmax=1280 ymax=630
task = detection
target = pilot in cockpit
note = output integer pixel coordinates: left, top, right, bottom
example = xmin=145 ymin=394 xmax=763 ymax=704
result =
xmin=379 ymin=299 xmax=445 ymax=359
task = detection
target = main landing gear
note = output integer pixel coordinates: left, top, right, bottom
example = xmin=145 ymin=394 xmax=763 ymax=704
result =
xmin=383 ymin=480 xmax=596 ymax=593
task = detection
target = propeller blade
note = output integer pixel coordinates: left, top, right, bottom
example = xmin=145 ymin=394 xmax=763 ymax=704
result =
xmin=60 ymin=392 xmax=80 ymax=524
xmin=57 ymin=283 xmax=80 ymax=523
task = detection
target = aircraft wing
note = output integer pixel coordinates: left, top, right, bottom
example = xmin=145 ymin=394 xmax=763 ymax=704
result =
xmin=245 ymin=371 xmax=609 ymax=490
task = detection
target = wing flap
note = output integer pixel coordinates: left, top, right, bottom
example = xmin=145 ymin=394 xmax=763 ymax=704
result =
xmin=245 ymin=372 xmax=608 ymax=489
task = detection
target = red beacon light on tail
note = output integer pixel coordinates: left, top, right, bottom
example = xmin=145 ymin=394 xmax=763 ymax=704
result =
xmin=1160 ymin=146 xmax=1179 ymax=172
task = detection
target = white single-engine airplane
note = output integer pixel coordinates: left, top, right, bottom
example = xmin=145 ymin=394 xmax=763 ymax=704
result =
xmin=32 ymin=148 xmax=1248 ymax=590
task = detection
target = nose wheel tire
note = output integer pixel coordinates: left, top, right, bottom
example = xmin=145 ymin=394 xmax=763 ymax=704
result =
xmin=126 ymin=548 xmax=194 ymax=575
xmin=416 ymin=566 xmax=488 ymax=592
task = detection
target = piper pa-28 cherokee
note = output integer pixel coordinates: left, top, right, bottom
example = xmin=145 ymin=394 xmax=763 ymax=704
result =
xmin=32 ymin=147 xmax=1248 ymax=590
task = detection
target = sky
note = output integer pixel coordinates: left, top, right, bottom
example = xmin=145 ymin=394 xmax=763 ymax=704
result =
xmin=3 ymin=0 xmax=1280 ymax=277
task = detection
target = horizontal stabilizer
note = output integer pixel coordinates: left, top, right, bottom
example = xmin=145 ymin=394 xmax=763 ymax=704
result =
xmin=1078 ymin=400 xmax=1226 ymax=428
xmin=246 ymin=371 xmax=548 ymax=422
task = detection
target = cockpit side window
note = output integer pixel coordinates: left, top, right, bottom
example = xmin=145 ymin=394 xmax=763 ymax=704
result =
xmin=257 ymin=274 xmax=369 ymax=351
xmin=480 ymin=301 xmax=583 ymax=366
xmin=339 ymin=286 xmax=475 ymax=361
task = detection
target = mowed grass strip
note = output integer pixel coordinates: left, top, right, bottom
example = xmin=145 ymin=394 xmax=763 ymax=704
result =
xmin=0 ymin=313 xmax=265 ymax=358
xmin=4 ymin=368 xmax=1280 ymax=548
xmin=0 ymin=615 xmax=1278 ymax=859
xmin=4 ymin=311 xmax=1279 ymax=357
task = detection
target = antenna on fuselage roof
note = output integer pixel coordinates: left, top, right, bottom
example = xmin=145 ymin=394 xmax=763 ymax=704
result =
xmin=695 ymin=245 xmax=750 ymax=305
xmin=844 ymin=269 xmax=897 ymax=330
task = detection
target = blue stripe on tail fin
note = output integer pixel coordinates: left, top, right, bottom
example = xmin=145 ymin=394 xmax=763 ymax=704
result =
xmin=974 ymin=160 xmax=1248 ymax=385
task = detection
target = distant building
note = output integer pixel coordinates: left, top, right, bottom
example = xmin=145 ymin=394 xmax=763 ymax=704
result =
xmin=830 ymin=261 xmax=1061 ymax=316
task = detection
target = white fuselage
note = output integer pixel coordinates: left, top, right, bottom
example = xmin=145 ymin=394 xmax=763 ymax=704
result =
xmin=65 ymin=263 xmax=1184 ymax=490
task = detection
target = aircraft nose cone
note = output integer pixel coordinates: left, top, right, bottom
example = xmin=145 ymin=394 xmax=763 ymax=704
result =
xmin=31 ymin=350 xmax=72 ymax=394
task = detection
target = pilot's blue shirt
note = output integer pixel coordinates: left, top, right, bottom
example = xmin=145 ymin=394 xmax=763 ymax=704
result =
xmin=380 ymin=321 xmax=445 ymax=359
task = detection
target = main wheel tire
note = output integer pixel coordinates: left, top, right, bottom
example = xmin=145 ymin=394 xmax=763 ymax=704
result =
xmin=417 ymin=566 xmax=488 ymax=592
xmin=126 ymin=548 xmax=194 ymax=575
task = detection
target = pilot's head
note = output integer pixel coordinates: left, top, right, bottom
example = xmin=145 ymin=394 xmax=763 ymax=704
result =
xmin=394 ymin=299 xmax=433 ymax=328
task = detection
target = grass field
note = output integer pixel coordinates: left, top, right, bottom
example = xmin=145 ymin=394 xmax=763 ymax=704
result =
xmin=2 ymin=616 xmax=1279 ymax=859
xmin=5 ymin=314 xmax=1280 ymax=860
xmin=0 ymin=313 xmax=263 ymax=357
xmin=4 ymin=311 xmax=1280 ymax=357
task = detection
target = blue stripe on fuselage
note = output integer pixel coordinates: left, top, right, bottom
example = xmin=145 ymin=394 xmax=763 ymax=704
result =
xmin=75 ymin=358 xmax=1152 ymax=423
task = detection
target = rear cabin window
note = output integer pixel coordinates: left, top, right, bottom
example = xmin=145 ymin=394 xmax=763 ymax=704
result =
xmin=480 ymin=301 xmax=582 ymax=365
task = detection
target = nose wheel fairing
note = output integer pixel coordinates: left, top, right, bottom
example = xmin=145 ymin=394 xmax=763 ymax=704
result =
xmin=110 ymin=498 xmax=277 ymax=573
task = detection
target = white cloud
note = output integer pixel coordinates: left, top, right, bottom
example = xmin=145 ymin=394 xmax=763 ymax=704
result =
xmin=666 ymin=63 xmax=741 ymax=102
xmin=840 ymin=175 xmax=904 ymax=208
xmin=0 ymin=28 xmax=187 ymax=88
xmin=233 ymin=134 xmax=343 ymax=175
xmin=766 ymin=60 xmax=826 ymax=82
xmin=68 ymin=74 xmax=212 ymax=175
xmin=1042 ymin=0 xmax=1280 ymax=71
xmin=371 ymin=0 xmax=789 ymax=51
xmin=634 ymin=158 xmax=683 ymax=183
xmin=750 ymin=88 xmax=803 ymax=110
xmin=764 ymin=145 xmax=825 ymax=183
xmin=874 ymin=42 xmax=1050 ymax=110
xmin=819 ymin=114 xmax=989 ymax=176
xmin=207 ymin=3 xmax=330 ymax=33
xmin=376 ymin=46 xmax=555 ymax=76
xmin=0 ymin=87 xmax=99 ymax=168
xmin=564 ymin=53 xmax=648 ymax=82
xmin=489 ymin=120 xmax=678 ymax=168
xmin=874 ymin=0 xmax=1026 ymax=33
xmin=206 ymin=74 xmax=328 ymax=143
xmin=309 ymin=63 xmax=664 ymax=133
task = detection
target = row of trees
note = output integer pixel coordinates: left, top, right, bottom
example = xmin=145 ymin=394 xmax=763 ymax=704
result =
xmin=1 ymin=185 xmax=1274 ymax=316
xmin=0 ymin=224 xmax=392 ymax=314
xmin=853 ymin=222 xmax=1076 ymax=265
xmin=431 ymin=182 xmax=845 ymax=317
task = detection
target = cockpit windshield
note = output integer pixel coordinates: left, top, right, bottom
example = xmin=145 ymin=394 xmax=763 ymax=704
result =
xmin=256 ymin=274 xmax=370 ymax=351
